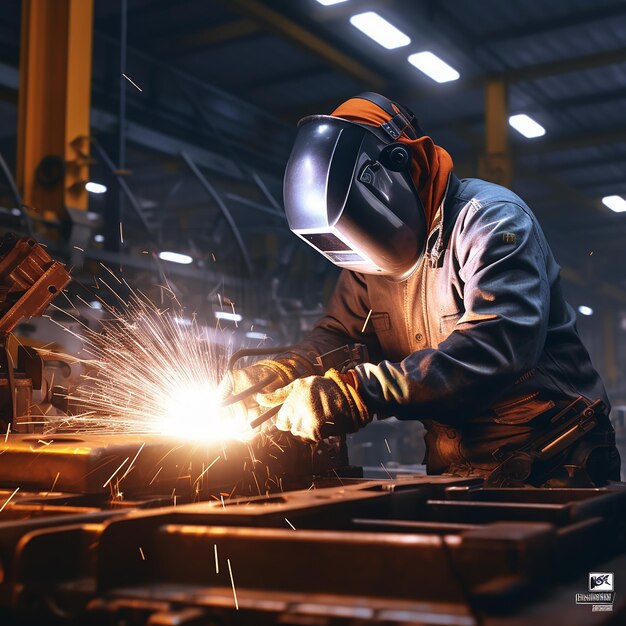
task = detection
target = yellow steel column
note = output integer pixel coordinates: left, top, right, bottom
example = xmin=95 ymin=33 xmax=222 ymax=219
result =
xmin=17 ymin=0 xmax=94 ymax=223
xmin=479 ymin=79 xmax=512 ymax=188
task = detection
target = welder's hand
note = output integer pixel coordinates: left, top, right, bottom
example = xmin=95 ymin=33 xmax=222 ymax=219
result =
xmin=216 ymin=357 xmax=308 ymax=419
xmin=256 ymin=368 xmax=371 ymax=441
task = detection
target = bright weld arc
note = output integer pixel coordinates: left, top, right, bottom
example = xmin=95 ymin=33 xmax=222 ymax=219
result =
xmin=50 ymin=288 xmax=255 ymax=444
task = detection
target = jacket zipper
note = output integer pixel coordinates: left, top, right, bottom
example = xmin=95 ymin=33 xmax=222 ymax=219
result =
xmin=421 ymin=253 xmax=430 ymax=345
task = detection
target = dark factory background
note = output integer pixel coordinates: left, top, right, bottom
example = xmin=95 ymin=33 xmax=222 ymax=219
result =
xmin=0 ymin=0 xmax=625 ymax=472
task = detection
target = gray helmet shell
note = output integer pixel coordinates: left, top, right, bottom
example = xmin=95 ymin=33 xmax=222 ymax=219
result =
xmin=283 ymin=115 xmax=427 ymax=281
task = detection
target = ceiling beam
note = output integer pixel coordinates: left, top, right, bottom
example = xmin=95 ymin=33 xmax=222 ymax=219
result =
xmin=499 ymin=47 xmax=626 ymax=83
xmin=218 ymin=0 xmax=385 ymax=89
xmin=516 ymin=125 xmax=626 ymax=155
xmin=162 ymin=19 xmax=261 ymax=53
xmin=478 ymin=3 xmax=626 ymax=44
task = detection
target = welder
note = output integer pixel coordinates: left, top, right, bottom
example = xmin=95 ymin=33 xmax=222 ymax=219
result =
xmin=220 ymin=92 xmax=620 ymax=487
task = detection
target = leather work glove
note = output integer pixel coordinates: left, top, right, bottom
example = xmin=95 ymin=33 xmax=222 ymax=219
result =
xmin=217 ymin=355 xmax=314 ymax=409
xmin=256 ymin=368 xmax=371 ymax=441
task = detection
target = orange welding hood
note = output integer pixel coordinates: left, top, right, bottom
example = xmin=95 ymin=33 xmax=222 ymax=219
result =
xmin=283 ymin=92 xmax=453 ymax=281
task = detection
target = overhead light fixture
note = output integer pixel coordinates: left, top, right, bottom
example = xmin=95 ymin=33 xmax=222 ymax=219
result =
xmin=246 ymin=331 xmax=267 ymax=340
xmin=578 ymin=305 xmax=593 ymax=317
xmin=350 ymin=12 xmax=411 ymax=49
xmin=215 ymin=311 xmax=243 ymax=323
xmin=158 ymin=251 xmax=193 ymax=265
xmin=408 ymin=51 xmax=459 ymax=83
xmin=174 ymin=317 xmax=193 ymax=327
xmin=508 ymin=114 xmax=546 ymax=138
xmin=602 ymin=195 xmax=626 ymax=213
xmin=94 ymin=234 xmax=105 ymax=243
xmin=10 ymin=208 xmax=21 ymax=217
xmin=89 ymin=301 xmax=103 ymax=310
xmin=316 ymin=0 xmax=348 ymax=5
xmin=86 ymin=182 xmax=107 ymax=194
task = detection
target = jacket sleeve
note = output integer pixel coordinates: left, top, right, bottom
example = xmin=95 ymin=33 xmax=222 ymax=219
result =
xmin=283 ymin=269 xmax=383 ymax=372
xmin=355 ymin=202 xmax=550 ymax=421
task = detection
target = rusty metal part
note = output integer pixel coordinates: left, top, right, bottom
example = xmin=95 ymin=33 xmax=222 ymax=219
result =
xmin=0 ymin=476 xmax=624 ymax=624
xmin=0 ymin=433 xmax=353 ymax=497
xmin=0 ymin=234 xmax=70 ymax=432
xmin=0 ymin=234 xmax=71 ymax=334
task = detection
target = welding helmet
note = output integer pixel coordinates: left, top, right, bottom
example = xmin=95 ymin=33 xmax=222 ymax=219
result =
xmin=283 ymin=92 xmax=426 ymax=281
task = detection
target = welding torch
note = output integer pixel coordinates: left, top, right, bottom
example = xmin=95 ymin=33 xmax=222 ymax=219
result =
xmin=221 ymin=343 xmax=368 ymax=430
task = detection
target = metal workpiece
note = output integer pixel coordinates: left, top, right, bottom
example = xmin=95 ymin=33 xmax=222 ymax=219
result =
xmin=0 ymin=432 xmax=351 ymax=497
xmin=0 ymin=474 xmax=623 ymax=624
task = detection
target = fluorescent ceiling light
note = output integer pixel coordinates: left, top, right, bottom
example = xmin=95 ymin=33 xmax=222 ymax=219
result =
xmin=246 ymin=331 xmax=267 ymax=340
xmin=174 ymin=317 xmax=193 ymax=327
xmin=350 ymin=12 xmax=410 ymax=49
xmin=86 ymin=181 xmax=107 ymax=194
xmin=408 ymin=51 xmax=459 ymax=83
xmin=10 ymin=208 xmax=21 ymax=216
xmin=316 ymin=0 xmax=348 ymax=5
xmin=94 ymin=234 xmax=105 ymax=243
xmin=158 ymin=251 xmax=193 ymax=264
xmin=602 ymin=195 xmax=626 ymax=213
xmin=508 ymin=114 xmax=546 ymax=138
xmin=89 ymin=301 xmax=103 ymax=310
xmin=578 ymin=305 xmax=593 ymax=317
xmin=215 ymin=311 xmax=243 ymax=323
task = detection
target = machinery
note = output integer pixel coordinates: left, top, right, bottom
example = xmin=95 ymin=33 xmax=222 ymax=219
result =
xmin=0 ymin=233 xmax=71 ymax=434
xmin=0 ymin=234 xmax=623 ymax=624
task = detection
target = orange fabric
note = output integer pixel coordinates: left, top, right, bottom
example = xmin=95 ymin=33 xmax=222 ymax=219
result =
xmin=331 ymin=98 xmax=454 ymax=229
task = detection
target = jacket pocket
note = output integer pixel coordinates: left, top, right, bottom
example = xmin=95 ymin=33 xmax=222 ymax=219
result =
xmin=492 ymin=393 xmax=556 ymax=425
xmin=439 ymin=311 xmax=462 ymax=335
xmin=371 ymin=312 xmax=392 ymax=333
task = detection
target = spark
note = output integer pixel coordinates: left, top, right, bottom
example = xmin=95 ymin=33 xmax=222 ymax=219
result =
xmin=121 ymin=442 xmax=145 ymax=480
xmin=220 ymin=495 xmax=225 ymax=508
xmin=361 ymin=309 xmax=373 ymax=333
xmin=285 ymin=517 xmax=296 ymax=530
xmin=384 ymin=438 xmax=391 ymax=454
xmin=227 ymin=558 xmax=238 ymax=610
xmin=214 ymin=544 xmax=219 ymax=573
xmin=119 ymin=222 xmax=124 ymax=243
xmin=122 ymin=73 xmax=143 ymax=92
xmin=102 ymin=457 xmax=129 ymax=488
xmin=380 ymin=462 xmax=393 ymax=479
xmin=73 ymin=246 xmax=84 ymax=252
xmin=149 ymin=467 xmax=163 ymax=485
xmin=332 ymin=469 xmax=344 ymax=486
xmin=230 ymin=302 xmax=239 ymax=328
xmin=37 ymin=439 xmax=53 ymax=446
xmin=4 ymin=424 xmax=10 ymax=443
xmin=47 ymin=471 xmax=61 ymax=495
xmin=49 ymin=288 xmax=253 ymax=443
xmin=193 ymin=455 xmax=221 ymax=487
xmin=139 ymin=547 xmax=145 ymax=560
xmin=0 ymin=487 xmax=19 ymax=512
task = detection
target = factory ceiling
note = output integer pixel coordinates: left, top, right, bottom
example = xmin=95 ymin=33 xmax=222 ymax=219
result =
xmin=0 ymin=0 xmax=625 ymax=296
